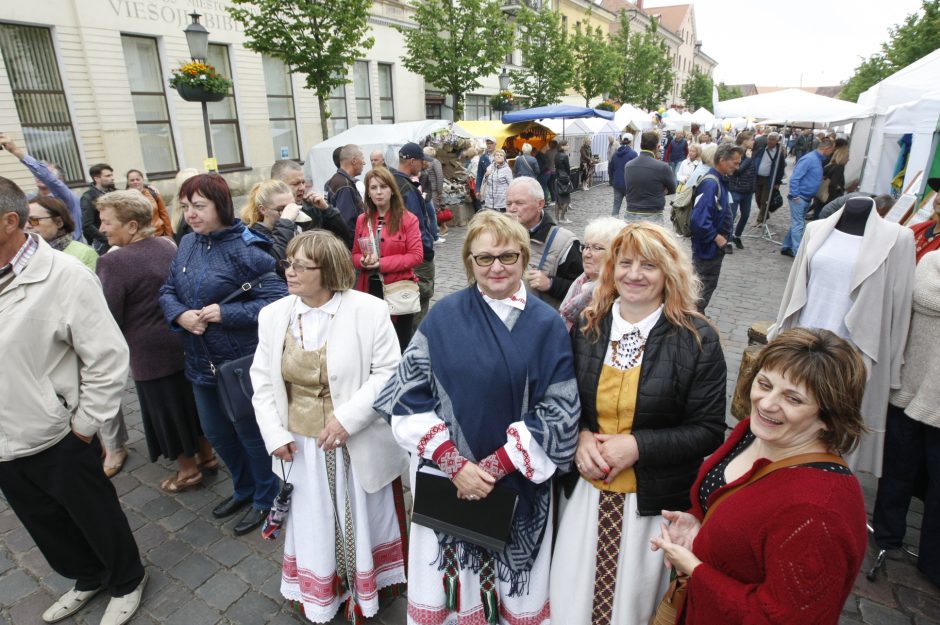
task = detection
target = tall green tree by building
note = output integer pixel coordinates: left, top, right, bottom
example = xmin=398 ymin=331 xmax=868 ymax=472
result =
xmin=510 ymin=8 xmax=574 ymax=107
xmin=610 ymin=11 xmax=674 ymax=111
xmin=681 ymin=66 xmax=713 ymax=110
xmin=399 ymin=0 xmax=513 ymax=120
xmin=228 ymin=0 xmax=373 ymax=139
xmin=717 ymin=82 xmax=743 ymax=101
xmin=571 ymin=20 xmax=618 ymax=107
xmin=840 ymin=0 xmax=940 ymax=101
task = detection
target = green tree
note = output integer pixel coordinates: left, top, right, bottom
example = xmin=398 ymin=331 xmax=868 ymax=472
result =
xmin=228 ymin=0 xmax=374 ymax=139
xmin=681 ymin=66 xmax=713 ymax=110
xmin=509 ymin=8 xmax=574 ymax=107
xmin=717 ymin=82 xmax=743 ymax=101
xmin=840 ymin=0 xmax=940 ymax=101
xmin=610 ymin=11 xmax=674 ymax=110
xmin=571 ymin=20 xmax=618 ymax=106
xmin=399 ymin=0 xmax=513 ymax=120
xmin=839 ymin=54 xmax=892 ymax=103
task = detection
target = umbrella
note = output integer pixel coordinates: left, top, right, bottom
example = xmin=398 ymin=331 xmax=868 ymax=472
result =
xmin=501 ymin=104 xmax=615 ymax=123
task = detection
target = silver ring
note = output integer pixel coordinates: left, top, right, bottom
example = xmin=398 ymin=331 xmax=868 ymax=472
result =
xmin=334 ymin=439 xmax=342 ymax=447
xmin=469 ymin=495 xmax=478 ymax=501
xmin=577 ymin=462 xmax=583 ymax=470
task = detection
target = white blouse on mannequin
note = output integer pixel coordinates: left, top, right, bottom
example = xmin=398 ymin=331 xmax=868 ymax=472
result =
xmin=798 ymin=229 xmax=863 ymax=338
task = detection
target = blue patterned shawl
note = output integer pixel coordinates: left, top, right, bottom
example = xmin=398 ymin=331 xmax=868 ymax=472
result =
xmin=375 ymin=286 xmax=580 ymax=594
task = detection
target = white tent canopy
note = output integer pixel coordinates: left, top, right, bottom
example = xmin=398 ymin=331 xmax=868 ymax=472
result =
xmin=691 ymin=107 xmax=715 ymax=130
xmin=858 ymin=47 xmax=940 ymax=114
xmin=613 ymin=104 xmax=653 ymax=131
xmin=306 ymin=120 xmax=467 ymax=193
xmin=849 ymin=49 xmax=940 ymax=194
xmin=715 ymin=88 xmax=868 ymax=125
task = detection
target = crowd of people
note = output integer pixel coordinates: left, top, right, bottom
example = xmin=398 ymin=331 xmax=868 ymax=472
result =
xmin=0 ymin=117 xmax=937 ymax=625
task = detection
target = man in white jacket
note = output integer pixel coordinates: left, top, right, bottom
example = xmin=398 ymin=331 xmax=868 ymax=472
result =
xmin=0 ymin=177 xmax=146 ymax=625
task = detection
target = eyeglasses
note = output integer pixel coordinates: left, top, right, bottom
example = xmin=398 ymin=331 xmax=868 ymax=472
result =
xmin=470 ymin=252 xmax=521 ymax=267
xmin=277 ymin=259 xmax=321 ymax=274
xmin=579 ymin=243 xmax=606 ymax=254
xmin=27 ymin=216 xmax=55 ymax=226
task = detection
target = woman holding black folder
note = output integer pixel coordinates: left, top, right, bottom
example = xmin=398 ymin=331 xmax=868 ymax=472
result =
xmin=376 ymin=211 xmax=580 ymax=625
xmin=551 ymin=222 xmax=726 ymax=625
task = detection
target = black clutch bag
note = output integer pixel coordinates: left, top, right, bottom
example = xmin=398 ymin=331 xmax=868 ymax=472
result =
xmin=412 ymin=469 xmax=519 ymax=552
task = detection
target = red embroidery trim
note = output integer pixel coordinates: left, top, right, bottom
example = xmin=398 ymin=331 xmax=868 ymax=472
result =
xmin=418 ymin=422 xmax=449 ymax=459
xmin=507 ymin=427 xmax=534 ymax=480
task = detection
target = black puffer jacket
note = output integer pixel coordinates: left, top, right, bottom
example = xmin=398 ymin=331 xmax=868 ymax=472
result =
xmin=569 ymin=311 xmax=727 ymax=515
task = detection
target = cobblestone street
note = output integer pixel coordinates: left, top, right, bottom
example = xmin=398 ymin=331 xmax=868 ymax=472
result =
xmin=1 ymin=175 xmax=937 ymax=625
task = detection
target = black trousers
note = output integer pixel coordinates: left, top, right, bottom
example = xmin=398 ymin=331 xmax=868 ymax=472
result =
xmin=872 ymin=403 xmax=940 ymax=586
xmin=693 ymin=253 xmax=724 ymax=313
xmin=0 ymin=432 xmax=144 ymax=597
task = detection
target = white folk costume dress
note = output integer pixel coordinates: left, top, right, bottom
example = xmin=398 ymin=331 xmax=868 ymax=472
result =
xmin=770 ymin=204 xmax=916 ymax=476
xmin=550 ymin=304 xmax=670 ymax=625
xmin=252 ymin=292 xmax=409 ymax=623
xmin=376 ymin=284 xmax=580 ymax=625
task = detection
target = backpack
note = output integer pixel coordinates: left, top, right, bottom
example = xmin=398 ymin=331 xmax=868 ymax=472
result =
xmin=670 ymin=173 xmax=719 ymax=238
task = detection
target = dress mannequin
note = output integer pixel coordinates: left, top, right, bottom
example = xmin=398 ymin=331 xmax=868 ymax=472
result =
xmin=835 ymin=196 xmax=872 ymax=236
xmin=770 ymin=203 xmax=915 ymax=476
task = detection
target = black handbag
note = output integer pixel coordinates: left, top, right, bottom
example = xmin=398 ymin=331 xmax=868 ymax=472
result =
xmin=769 ymin=188 xmax=784 ymax=212
xmin=199 ymin=272 xmax=278 ymax=423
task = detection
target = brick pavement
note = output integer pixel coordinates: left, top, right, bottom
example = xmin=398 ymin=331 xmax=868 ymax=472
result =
xmin=1 ymin=171 xmax=937 ymax=624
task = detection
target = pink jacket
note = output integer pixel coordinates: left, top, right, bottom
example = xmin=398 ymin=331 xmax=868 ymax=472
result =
xmin=352 ymin=210 xmax=424 ymax=292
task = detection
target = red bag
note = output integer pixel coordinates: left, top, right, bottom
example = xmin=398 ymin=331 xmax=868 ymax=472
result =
xmin=437 ymin=208 xmax=454 ymax=224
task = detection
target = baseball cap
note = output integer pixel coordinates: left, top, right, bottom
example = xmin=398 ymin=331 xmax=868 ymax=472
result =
xmin=620 ymin=133 xmax=631 ymax=143
xmin=399 ymin=142 xmax=431 ymax=161
xmin=485 ymin=137 xmax=496 ymax=144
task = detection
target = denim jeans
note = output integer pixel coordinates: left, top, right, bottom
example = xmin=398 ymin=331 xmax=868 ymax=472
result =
xmin=622 ymin=211 xmax=664 ymax=226
xmin=192 ymin=383 xmax=279 ymax=510
xmin=612 ymin=188 xmax=626 ymax=216
xmin=730 ymin=191 xmax=753 ymax=238
xmin=781 ymin=196 xmax=809 ymax=252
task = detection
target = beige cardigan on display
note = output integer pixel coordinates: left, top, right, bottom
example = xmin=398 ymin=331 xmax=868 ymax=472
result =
xmin=891 ymin=250 xmax=940 ymax=428
xmin=770 ymin=205 xmax=916 ymax=477
xmin=251 ymin=291 xmax=409 ymax=494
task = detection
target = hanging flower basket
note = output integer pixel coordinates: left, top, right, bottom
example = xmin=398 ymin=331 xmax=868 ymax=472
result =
xmin=490 ymin=90 xmax=516 ymax=111
xmin=169 ymin=61 xmax=231 ymax=102
xmin=176 ymin=84 xmax=226 ymax=102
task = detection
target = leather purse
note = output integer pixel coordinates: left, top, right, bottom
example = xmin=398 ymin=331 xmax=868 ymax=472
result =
xmin=382 ymin=279 xmax=421 ymax=316
xmin=199 ymin=272 xmax=278 ymax=423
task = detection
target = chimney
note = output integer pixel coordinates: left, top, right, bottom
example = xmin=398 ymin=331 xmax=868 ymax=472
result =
xmin=636 ymin=0 xmax=644 ymax=9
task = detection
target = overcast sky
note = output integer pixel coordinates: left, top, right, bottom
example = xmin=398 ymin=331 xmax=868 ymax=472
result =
xmin=642 ymin=0 xmax=927 ymax=87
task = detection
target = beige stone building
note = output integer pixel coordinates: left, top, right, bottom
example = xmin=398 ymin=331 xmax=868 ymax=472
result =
xmin=0 ymin=0 xmax=716 ymax=196
xmin=0 ymin=0 xmax=424 ymax=194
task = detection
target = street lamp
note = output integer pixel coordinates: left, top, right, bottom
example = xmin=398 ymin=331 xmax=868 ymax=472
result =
xmin=184 ymin=12 xmax=209 ymax=62
xmin=498 ymin=67 xmax=510 ymax=91
xmin=183 ymin=12 xmax=215 ymax=166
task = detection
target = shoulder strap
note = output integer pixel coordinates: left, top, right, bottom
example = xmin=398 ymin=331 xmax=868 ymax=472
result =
xmin=520 ymin=155 xmax=535 ymax=174
xmin=218 ymin=271 xmax=279 ymax=305
xmin=537 ymin=226 xmax=561 ymax=271
xmin=703 ymin=451 xmax=847 ymax=524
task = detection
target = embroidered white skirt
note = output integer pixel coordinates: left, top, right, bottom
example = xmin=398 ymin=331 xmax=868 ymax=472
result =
xmin=550 ymin=478 xmax=669 ymax=625
xmin=404 ymin=466 xmax=553 ymax=625
xmin=280 ymin=434 xmax=406 ymax=623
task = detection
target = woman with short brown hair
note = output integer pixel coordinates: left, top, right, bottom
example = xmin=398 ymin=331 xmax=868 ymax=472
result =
xmin=652 ymin=328 xmax=868 ymax=625
xmin=96 ymin=190 xmax=215 ymax=491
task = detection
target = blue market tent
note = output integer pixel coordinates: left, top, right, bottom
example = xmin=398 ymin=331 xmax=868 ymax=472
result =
xmin=501 ymin=104 xmax=615 ymax=123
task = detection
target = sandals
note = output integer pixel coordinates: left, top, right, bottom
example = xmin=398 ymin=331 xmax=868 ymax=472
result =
xmin=198 ymin=456 xmax=220 ymax=474
xmin=160 ymin=471 xmax=204 ymax=493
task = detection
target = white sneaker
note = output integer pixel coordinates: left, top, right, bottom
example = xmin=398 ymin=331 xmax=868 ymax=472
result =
xmin=434 ymin=237 xmax=446 ymax=244
xmin=42 ymin=587 xmax=102 ymax=623
xmin=99 ymin=571 xmax=147 ymax=625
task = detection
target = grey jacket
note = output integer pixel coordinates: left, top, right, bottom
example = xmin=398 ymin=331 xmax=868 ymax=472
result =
xmin=623 ymin=152 xmax=677 ymax=213
xmin=0 ymin=236 xmax=129 ymax=460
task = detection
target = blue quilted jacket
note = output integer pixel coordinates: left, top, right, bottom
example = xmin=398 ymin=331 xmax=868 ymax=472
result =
xmin=159 ymin=220 xmax=288 ymax=387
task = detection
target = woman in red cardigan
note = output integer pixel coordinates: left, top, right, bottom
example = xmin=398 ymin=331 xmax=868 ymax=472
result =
xmin=352 ymin=166 xmax=424 ymax=351
xmin=651 ymin=328 xmax=869 ymax=625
